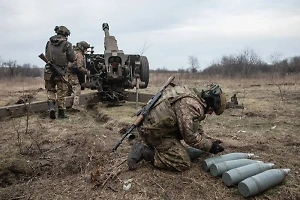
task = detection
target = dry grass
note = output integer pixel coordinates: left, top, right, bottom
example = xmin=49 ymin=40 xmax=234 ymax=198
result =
xmin=0 ymin=74 xmax=299 ymax=200
xmin=0 ymin=77 xmax=46 ymax=106
xmin=0 ymin=77 xmax=44 ymax=93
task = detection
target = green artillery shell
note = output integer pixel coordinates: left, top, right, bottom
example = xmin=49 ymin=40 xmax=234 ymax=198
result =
xmin=238 ymin=168 xmax=290 ymax=198
xmin=201 ymin=153 xmax=255 ymax=172
xmin=210 ymin=159 xmax=261 ymax=177
xmin=222 ymin=162 xmax=274 ymax=186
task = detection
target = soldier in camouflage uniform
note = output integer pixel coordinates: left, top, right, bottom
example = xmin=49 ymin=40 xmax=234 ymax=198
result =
xmin=127 ymin=84 xmax=227 ymax=171
xmin=66 ymin=41 xmax=90 ymax=109
xmin=44 ymin=26 xmax=76 ymax=119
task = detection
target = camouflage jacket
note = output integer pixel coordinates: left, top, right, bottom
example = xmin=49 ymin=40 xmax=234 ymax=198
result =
xmin=141 ymin=85 xmax=213 ymax=152
xmin=68 ymin=48 xmax=88 ymax=74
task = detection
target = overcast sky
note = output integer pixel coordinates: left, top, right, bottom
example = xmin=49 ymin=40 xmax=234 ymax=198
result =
xmin=0 ymin=0 xmax=300 ymax=70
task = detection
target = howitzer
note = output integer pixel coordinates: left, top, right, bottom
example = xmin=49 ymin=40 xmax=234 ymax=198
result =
xmin=112 ymin=76 xmax=175 ymax=152
xmin=38 ymin=53 xmax=73 ymax=91
xmin=82 ymin=23 xmax=150 ymax=104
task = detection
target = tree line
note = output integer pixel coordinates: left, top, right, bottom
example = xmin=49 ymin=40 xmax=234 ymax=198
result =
xmin=0 ymin=57 xmax=42 ymax=78
xmin=152 ymin=48 xmax=300 ymax=78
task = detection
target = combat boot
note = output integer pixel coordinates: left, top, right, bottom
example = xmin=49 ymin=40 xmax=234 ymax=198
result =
xmin=186 ymin=147 xmax=205 ymax=161
xmin=127 ymin=142 xmax=155 ymax=170
xmin=57 ymin=109 xmax=69 ymax=119
xmin=48 ymin=101 xmax=56 ymax=119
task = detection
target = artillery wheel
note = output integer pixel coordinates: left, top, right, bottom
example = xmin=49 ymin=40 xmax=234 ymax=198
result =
xmin=140 ymin=56 xmax=149 ymax=88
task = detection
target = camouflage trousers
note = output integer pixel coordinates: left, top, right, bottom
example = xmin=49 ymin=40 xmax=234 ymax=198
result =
xmin=45 ymin=79 xmax=67 ymax=109
xmin=150 ymin=138 xmax=191 ymax=172
xmin=67 ymin=72 xmax=81 ymax=106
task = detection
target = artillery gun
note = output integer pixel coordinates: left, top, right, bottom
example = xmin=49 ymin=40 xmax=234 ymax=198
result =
xmin=81 ymin=23 xmax=150 ymax=104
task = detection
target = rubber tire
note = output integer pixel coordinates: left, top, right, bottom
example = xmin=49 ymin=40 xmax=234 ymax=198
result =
xmin=140 ymin=56 xmax=149 ymax=88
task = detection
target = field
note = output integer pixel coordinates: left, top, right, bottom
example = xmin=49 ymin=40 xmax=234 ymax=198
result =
xmin=0 ymin=73 xmax=299 ymax=200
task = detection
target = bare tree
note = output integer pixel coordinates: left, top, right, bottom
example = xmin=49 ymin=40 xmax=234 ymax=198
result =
xmin=0 ymin=59 xmax=42 ymax=78
xmin=289 ymin=56 xmax=300 ymax=73
xmin=188 ymin=55 xmax=199 ymax=73
xmin=269 ymin=52 xmax=283 ymax=65
xmin=4 ymin=60 xmax=18 ymax=77
xmin=237 ymin=47 xmax=262 ymax=78
xmin=268 ymin=52 xmax=283 ymax=80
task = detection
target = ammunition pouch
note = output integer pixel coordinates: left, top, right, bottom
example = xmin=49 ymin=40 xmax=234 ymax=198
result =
xmin=141 ymin=116 xmax=179 ymax=146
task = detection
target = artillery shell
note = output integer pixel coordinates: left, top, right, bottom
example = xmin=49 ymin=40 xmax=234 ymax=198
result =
xmin=222 ymin=162 xmax=274 ymax=186
xmin=210 ymin=159 xmax=261 ymax=177
xmin=238 ymin=168 xmax=290 ymax=197
xmin=201 ymin=153 xmax=255 ymax=172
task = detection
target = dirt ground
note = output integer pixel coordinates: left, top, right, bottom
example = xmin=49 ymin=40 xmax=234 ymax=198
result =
xmin=0 ymin=74 xmax=299 ymax=200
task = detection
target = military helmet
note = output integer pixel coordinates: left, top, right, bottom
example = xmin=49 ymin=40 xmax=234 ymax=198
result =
xmin=76 ymin=41 xmax=90 ymax=51
xmin=54 ymin=26 xmax=71 ymax=37
xmin=200 ymin=84 xmax=226 ymax=115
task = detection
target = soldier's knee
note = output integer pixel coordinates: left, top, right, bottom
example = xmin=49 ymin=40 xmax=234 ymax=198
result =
xmin=155 ymin=160 xmax=191 ymax=172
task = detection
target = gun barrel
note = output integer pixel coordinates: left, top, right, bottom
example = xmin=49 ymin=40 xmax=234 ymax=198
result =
xmin=112 ymin=124 xmax=136 ymax=152
xmin=102 ymin=23 xmax=110 ymax=37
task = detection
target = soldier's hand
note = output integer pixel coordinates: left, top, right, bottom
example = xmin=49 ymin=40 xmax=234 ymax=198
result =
xmin=209 ymin=140 xmax=224 ymax=154
xmin=86 ymin=70 xmax=90 ymax=75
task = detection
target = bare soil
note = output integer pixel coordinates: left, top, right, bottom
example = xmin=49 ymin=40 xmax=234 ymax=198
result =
xmin=0 ymin=75 xmax=299 ymax=200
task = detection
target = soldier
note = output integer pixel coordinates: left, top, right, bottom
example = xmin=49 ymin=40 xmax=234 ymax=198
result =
xmin=66 ymin=41 xmax=90 ymax=110
xmin=44 ymin=26 xmax=76 ymax=119
xmin=127 ymin=84 xmax=226 ymax=171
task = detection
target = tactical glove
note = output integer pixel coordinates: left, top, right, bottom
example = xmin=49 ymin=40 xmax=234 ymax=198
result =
xmin=209 ymin=140 xmax=224 ymax=154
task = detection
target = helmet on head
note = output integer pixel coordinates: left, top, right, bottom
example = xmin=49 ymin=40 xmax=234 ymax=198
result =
xmin=54 ymin=26 xmax=71 ymax=37
xmin=201 ymin=84 xmax=226 ymax=115
xmin=76 ymin=41 xmax=90 ymax=52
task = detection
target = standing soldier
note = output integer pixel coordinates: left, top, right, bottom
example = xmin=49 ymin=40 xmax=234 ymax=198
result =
xmin=44 ymin=26 xmax=76 ymax=119
xmin=127 ymin=84 xmax=226 ymax=171
xmin=67 ymin=41 xmax=90 ymax=110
